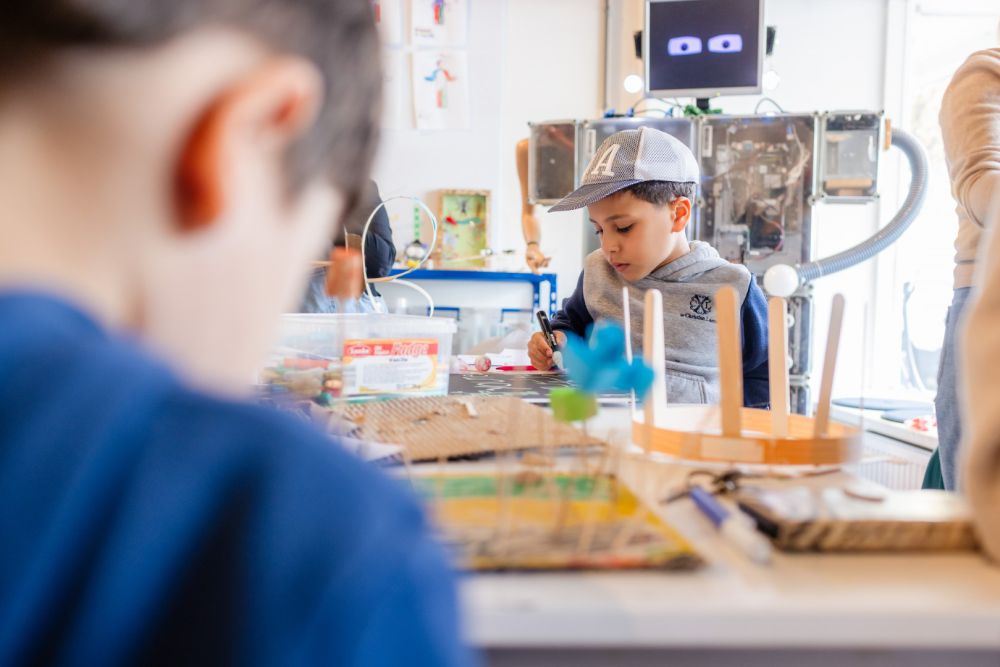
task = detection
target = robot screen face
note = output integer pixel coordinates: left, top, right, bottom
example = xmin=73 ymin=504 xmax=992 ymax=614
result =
xmin=707 ymin=34 xmax=743 ymax=53
xmin=667 ymin=34 xmax=743 ymax=57
xmin=647 ymin=0 xmax=760 ymax=91
xmin=667 ymin=36 xmax=702 ymax=56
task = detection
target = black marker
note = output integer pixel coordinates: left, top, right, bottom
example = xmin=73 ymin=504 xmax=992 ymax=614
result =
xmin=536 ymin=310 xmax=563 ymax=369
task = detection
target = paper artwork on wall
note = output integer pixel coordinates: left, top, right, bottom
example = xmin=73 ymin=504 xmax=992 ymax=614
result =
xmin=372 ymin=0 xmax=405 ymax=46
xmin=411 ymin=0 xmax=468 ymax=47
xmin=411 ymin=50 xmax=470 ymax=130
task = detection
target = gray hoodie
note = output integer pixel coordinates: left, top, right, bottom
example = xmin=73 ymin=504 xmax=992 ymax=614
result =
xmin=551 ymin=241 xmax=770 ymax=406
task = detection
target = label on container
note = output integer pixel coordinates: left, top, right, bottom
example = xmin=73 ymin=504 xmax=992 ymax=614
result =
xmin=342 ymin=338 xmax=440 ymax=395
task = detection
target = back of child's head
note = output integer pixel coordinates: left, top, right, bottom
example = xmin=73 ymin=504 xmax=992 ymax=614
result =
xmin=0 ymin=1 xmax=382 ymax=392
xmin=0 ymin=0 xmax=380 ymax=213
xmin=548 ymin=127 xmax=699 ymax=212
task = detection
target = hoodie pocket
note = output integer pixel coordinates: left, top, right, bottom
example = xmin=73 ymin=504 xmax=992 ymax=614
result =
xmin=663 ymin=369 xmax=710 ymax=404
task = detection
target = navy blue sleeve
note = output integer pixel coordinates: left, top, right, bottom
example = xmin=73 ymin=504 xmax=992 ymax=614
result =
xmin=358 ymin=182 xmax=396 ymax=281
xmin=741 ymin=278 xmax=770 ymax=408
xmin=549 ymin=271 xmax=593 ymax=338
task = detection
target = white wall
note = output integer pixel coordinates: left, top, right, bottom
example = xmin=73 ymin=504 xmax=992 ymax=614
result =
xmin=371 ymin=0 xmax=605 ymax=311
xmin=496 ymin=0 xmax=605 ymax=301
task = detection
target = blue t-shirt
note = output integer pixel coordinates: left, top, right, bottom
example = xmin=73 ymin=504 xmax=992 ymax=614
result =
xmin=0 ymin=293 xmax=475 ymax=666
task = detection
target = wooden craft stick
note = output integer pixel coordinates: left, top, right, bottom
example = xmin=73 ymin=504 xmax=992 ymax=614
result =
xmin=768 ymin=297 xmax=790 ymax=437
xmin=814 ymin=294 xmax=845 ymax=437
xmin=715 ymin=286 xmax=743 ymax=437
xmin=643 ymin=289 xmax=667 ymax=433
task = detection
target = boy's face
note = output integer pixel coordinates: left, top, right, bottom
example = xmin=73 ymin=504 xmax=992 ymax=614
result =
xmin=588 ymin=191 xmax=691 ymax=282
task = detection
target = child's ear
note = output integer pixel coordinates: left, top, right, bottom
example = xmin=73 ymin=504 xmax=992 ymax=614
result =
xmin=670 ymin=197 xmax=692 ymax=233
xmin=173 ymin=57 xmax=325 ymax=231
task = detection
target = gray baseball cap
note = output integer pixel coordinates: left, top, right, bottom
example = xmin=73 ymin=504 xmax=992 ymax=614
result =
xmin=548 ymin=126 xmax=700 ymax=212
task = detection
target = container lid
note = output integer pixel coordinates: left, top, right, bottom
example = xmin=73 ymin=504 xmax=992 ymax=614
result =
xmin=279 ymin=312 xmax=457 ymax=333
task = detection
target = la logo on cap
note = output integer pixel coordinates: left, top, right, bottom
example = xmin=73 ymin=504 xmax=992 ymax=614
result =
xmin=589 ymin=143 xmax=621 ymax=177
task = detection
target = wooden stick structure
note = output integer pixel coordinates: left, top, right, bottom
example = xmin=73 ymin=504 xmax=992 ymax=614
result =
xmin=814 ymin=293 xmax=845 ymax=438
xmin=768 ymin=297 xmax=790 ymax=438
xmin=630 ymin=288 xmax=861 ymax=466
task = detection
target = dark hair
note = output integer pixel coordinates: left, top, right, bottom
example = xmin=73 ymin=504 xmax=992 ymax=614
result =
xmin=617 ymin=180 xmax=697 ymax=206
xmin=0 ymin=0 xmax=381 ymax=218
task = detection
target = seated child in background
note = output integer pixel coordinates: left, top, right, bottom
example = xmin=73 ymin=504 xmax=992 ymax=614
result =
xmin=300 ymin=179 xmax=396 ymax=313
xmin=527 ymin=128 xmax=769 ymax=407
xmin=0 ymin=1 xmax=473 ymax=665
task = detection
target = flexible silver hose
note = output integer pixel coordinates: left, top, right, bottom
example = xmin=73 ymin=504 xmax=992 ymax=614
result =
xmin=796 ymin=128 xmax=928 ymax=283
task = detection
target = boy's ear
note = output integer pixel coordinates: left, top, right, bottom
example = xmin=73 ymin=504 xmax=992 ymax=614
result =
xmin=173 ymin=57 xmax=325 ymax=231
xmin=670 ymin=197 xmax=692 ymax=233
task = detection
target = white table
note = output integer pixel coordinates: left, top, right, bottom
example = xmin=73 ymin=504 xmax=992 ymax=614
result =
xmin=436 ymin=408 xmax=1000 ymax=666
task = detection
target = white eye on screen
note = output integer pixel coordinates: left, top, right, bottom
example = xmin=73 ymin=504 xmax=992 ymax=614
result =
xmin=667 ymin=36 xmax=702 ymax=56
xmin=707 ymin=34 xmax=743 ymax=53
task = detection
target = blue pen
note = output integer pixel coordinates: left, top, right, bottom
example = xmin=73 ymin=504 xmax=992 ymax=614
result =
xmin=689 ymin=486 xmax=772 ymax=565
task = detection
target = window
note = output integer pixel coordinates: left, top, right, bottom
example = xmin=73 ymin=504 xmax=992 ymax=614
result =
xmin=873 ymin=0 xmax=999 ymax=399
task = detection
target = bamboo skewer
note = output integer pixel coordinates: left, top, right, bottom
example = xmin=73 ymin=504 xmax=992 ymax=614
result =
xmin=623 ymin=286 xmax=633 ymax=364
xmin=643 ymin=289 xmax=666 ymax=430
xmin=623 ymin=286 xmax=638 ymax=416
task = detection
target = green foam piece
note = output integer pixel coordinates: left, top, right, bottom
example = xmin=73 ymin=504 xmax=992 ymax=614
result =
xmin=549 ymin=387 xmax=597 ymax=423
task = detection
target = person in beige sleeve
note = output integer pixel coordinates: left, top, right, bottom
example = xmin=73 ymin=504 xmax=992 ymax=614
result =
xmin=963 ymin=195 xmax=1000 ymax=560
xmin=932 ymin=45 xmax=1000 ymax=491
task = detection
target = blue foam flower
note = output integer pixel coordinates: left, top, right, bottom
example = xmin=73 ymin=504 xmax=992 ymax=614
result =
xmin=562 ymin=320 xmax=654 ymax=398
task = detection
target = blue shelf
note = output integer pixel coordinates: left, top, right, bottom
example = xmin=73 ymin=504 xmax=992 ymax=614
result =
xmin=387 ymin=269 xmax=558 ymax=316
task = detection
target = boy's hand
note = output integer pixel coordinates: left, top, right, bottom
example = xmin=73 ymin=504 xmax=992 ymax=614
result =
xmin=527 ymin=330 xmax=566 ymax=370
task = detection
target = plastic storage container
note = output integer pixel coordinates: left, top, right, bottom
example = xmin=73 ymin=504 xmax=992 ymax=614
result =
xmin=261 ymin=313 xmax=456 ymax=400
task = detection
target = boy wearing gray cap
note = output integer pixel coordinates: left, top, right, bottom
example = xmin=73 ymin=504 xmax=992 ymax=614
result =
xmin=528 ymin=127 xmax=769 ymax=406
